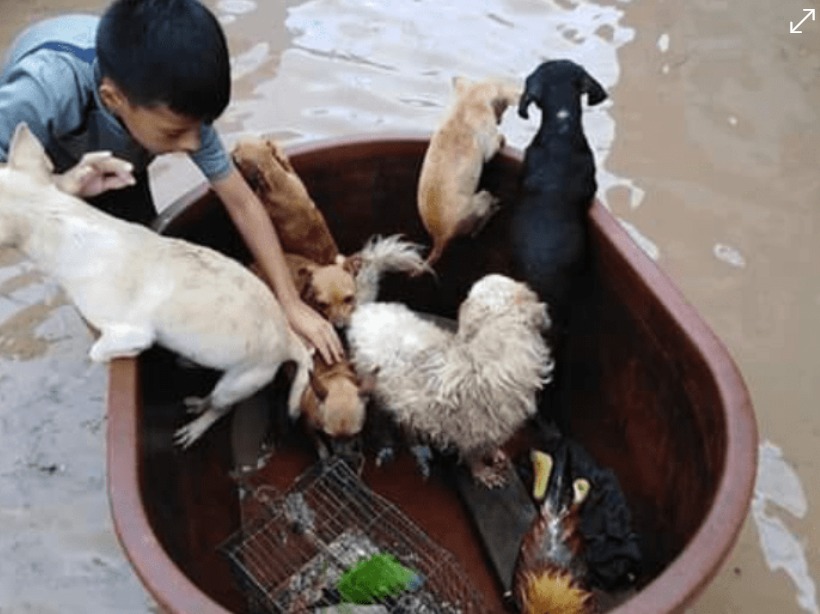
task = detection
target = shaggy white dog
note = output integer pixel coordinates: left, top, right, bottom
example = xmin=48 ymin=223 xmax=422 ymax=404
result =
xmin=0 ymin=123 xmax=312 ymax=449
xmin=348 ymin=274 xmax=554 ymax=487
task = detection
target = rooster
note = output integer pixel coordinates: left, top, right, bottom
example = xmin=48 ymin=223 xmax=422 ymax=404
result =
xmin=514 ymin=448 xmax=596 ymax=614
xmin=513 ymin=439 xmax=642 ymax=614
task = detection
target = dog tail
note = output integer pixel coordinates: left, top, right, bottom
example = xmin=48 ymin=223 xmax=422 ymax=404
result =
xmin=354 ymin=234 xmax=432 ymax=304
xmin=287 ymin=336 xmax=313 ymax=419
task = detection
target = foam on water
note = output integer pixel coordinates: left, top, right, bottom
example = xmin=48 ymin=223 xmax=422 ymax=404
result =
xmin=752 ymin=440 xmax=819 ymax=614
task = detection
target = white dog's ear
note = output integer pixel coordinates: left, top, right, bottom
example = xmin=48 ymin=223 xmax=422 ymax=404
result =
xmin=7 ymin=123 xmax=54 ymax=179
xmin=452 ymin=76 xmax=471 ymax=93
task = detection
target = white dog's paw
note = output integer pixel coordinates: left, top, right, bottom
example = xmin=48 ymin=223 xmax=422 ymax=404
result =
xmin=173 ymin=422 xmax=205 ymax=449
xmin=410 ymin=444 xmax=434 ymax=480
xmin=375 ymin=446 xmax=396 ymax=467
xmin=469 ymin=449 xmax=511 ymax=489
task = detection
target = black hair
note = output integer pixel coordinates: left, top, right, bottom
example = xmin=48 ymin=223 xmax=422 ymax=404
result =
xmin=96 ymin=0 xmax=230 ymax=122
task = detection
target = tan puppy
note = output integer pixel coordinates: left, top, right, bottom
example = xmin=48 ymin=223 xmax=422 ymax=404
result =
xmin=299 ymin=356 xmax=376 ymax=458
xmin=0 ymin=123 xmax=312 ymax=449
xmin=417 ymin=76 xmax=521 ymax=267
xmin=232 ymin=136 xmax=339 ymax=265
xmin=286 ymin=252 xmax=362 ymax=329
xmin=282 ymin=234 xmax=430 ymax=329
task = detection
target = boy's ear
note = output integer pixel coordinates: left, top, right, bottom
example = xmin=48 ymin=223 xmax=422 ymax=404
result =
xmin=7 ymin=123 xmax=54 ymax=179
xmin=100 ymin=77 xmax=127 ymax=115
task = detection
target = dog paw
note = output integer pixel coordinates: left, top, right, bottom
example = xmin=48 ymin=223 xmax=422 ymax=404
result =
xmin=173 ymin=424 xmax=203 ymax=450
xmin=469 ymin=449 xmax=511 ymax=488
xmin=472 ymin=465 xmax=509 ymax=489
xmin=410 ymin=444 xmax=434 ymax=480
xmin=375 ymin=446 xmax=396 ymax=467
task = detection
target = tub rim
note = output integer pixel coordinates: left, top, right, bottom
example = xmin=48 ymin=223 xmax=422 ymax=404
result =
xmin=107 ymin=131 xmax=758 ymax=614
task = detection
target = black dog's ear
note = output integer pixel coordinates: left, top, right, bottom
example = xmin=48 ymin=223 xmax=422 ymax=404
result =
xmin=518 ymin=89 xmax=538 ymax=119
xmin=581 ymin=72 xmax=608 ymax=106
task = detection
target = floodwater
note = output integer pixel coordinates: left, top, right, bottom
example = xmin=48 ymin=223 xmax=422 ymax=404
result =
xmin=1 ymin=0 xmax=818 ymax=612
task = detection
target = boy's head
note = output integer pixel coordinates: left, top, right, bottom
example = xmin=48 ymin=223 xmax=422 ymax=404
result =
xmin=96 ymin=0 xmax=230 ymax=154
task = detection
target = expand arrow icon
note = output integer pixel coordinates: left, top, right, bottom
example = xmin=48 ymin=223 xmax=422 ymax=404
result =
xmin=790 ymin=8 xmax=815 ymax=33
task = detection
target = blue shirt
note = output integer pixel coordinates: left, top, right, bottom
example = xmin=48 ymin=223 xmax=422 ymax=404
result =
xmin=0 ymin=14 xmax=232 ymax=180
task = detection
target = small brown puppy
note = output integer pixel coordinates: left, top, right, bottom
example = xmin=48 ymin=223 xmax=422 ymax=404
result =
xmin=299 ymin=356 xmax=377 ymax=458
xmin=232 ymin=137 xmax=339 ymax=265
xmin=285 ymin=252 xmax=363 ymax=328
xmin=417 ymin=76 xmax=521 ymax=267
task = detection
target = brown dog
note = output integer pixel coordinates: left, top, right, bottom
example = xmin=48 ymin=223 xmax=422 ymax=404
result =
xmin=417 ymin=77 xmax=521 ymax=267
xmin=299 ymin=356 xmax=377 ymax=458
xmin=232 ymin=136 xmax=339 ymax=265
xmin=285 ymin=252 xmax=363 ymax=328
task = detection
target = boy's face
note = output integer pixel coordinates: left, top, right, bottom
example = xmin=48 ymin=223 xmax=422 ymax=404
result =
xmin=118 ymin=103 xmax=202 ymax=155
xmin=99 ymin=78 xmax=203 ymax=155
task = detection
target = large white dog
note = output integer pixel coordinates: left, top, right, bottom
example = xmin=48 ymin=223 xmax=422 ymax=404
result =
xmin=348 ymin=273 xmax=554 ymax=487
xmin=0 ymin=123 xmax=312 ymax=448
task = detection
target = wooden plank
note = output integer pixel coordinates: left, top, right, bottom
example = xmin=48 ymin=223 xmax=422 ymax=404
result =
xmin=452 ymin=463 xmax=536 ymax=596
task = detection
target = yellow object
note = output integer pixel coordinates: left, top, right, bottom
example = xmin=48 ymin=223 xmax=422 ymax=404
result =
xmin=572 ymin=479 xmax=590 ymax=505
xmin=518 ymin=568 xmax=595 ymax=614
xmin=531 ymin=450 xmax=553 ymax=500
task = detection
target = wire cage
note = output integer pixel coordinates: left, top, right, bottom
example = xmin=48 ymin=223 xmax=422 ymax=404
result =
xmin=220 ymin=457 xmax=486 ymax=613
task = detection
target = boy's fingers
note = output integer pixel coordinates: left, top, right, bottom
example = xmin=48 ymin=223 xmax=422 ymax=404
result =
xmin=101 ymin=174 xmax=137 ymax=191
xmin=78 ymin=151 xmax=114 ymax=164
xmin=89 ymin=156 xmax=134 ymax=179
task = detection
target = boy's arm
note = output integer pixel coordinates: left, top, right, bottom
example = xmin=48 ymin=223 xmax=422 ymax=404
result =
xmin=210 ymin=168 xmax=344 ymax=364
xmin=0 ymin=59 xmax=67 ymax=161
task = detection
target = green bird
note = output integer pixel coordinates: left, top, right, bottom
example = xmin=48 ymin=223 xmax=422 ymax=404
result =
xmin=337 ymin=553 xmax=424 ymax=604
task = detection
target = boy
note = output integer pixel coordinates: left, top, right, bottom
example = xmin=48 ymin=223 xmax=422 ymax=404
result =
xmin=0 ymin=0 xmax=343 ymax=363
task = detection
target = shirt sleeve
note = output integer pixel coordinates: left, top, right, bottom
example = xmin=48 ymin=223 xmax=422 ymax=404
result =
xmin=189 ymin=124 xmax=233 ymax=182
xmin=0 ymin=52 xmax=88 ymax=163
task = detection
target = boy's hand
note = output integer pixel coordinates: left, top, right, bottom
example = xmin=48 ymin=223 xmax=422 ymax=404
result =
xmin=55 ymin=151 xmax=136 ymax=197
xmin=287 ymin=300 xmax=344 ymax=364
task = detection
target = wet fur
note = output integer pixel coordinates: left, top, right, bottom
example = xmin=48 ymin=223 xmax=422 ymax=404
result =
xmin=0 ymin=124 xmax=312 ymax=449
xmin=418 ymin=77 xmax=521 ymax=267
xmin=283 ymin=236 xmax=427 ymax=455
xmin=348 ymin=274 xmax=554 ymax=487
xmin=232 ymin=136 xmax=339 ymax=265
xmin=286 ymin=252 xmax=361 ymax=328
xmin=511 ymin=60 xmax=607 ymax=329
xmin=298 ymin=355 xmax=375 ymax=458
xmin=285 ymin=235 xmax=429 ymax=328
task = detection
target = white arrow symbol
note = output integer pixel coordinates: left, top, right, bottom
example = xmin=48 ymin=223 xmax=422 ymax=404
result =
xmin=790 ymin=8 xmax=815 ymax=33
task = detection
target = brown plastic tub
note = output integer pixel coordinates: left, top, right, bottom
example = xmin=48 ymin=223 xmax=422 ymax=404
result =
xmin=106 ymin=133 xmax=757 ymax=613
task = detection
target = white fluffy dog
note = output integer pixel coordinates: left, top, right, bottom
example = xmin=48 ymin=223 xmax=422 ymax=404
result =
xmin=348 ymin=273 xmax=554 ymax=487
xmin=0 ymin=123 xmax=312 ymax=448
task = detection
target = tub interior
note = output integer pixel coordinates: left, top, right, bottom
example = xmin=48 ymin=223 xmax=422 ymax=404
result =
xmin=135 ymin=138 xmax=727 ymax=612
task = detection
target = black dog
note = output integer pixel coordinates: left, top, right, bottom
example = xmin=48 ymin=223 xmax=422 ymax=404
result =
xmin=512 ymin=60 xmax=607 ymax=425
xmin=512 ymin=59 xmax=607 ymax=326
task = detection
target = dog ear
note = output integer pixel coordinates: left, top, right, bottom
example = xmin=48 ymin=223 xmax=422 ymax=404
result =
xmin=452 ymin=75 xmax=471 ymax=93
xmin=309 ymin=369 xmax=329 ymax=401
xmin=7 ymin=123 xmax=54 ymax=179
xmin=292 ymin=262 xmax=316 ymax=296
xmin=267 ymin=140 xmax=295 ymax=174
xmin=581 ymin=72 xmax=608 ymax=106
xmin=341 ymin=253 xmax=364 ymax=276
xmin=518 ymin=79 xmax=540 ymax=119
xmin=357 ymin=367 xmax=379 ymax=397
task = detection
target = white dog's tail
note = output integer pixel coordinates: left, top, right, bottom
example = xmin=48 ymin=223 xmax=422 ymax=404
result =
xmin=287 ymin=335 xmax=314 ymax=419
xmin=354 ymin=234 xmax=432 ymax=304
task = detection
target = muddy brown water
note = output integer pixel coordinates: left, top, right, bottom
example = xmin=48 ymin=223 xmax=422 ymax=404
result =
xmin=1 ymin=0 xmax=818 ymax=613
